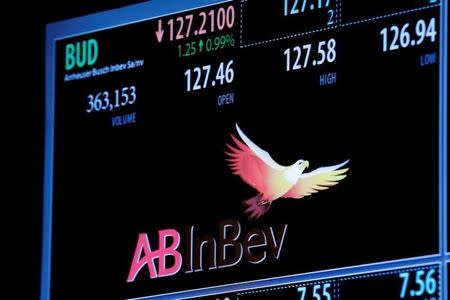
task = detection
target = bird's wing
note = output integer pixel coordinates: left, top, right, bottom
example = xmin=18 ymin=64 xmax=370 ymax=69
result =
xmin=225 ymin=124 xmax=284 ymax=194
xmin=283 ymin=160 xmax=349 ymax=199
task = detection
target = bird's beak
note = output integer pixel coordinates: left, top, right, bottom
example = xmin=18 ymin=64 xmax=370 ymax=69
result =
xmin=305 ymin=161 xmax=309 ymax=169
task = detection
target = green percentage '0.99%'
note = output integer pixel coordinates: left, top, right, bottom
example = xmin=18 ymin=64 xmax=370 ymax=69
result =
xmin=178 ymin=34 xmax=235 ymax=58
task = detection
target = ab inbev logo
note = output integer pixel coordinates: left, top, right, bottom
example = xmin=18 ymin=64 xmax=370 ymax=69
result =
xmin=127 ymin=124 xmax=349 ymax=282
xmin=226 ymin=124 xmax=349 ymax=219
xmin=127 ymin=229 xmax=182 ymax=282
xmin=127 ymin=220 xmax=288 ymax=282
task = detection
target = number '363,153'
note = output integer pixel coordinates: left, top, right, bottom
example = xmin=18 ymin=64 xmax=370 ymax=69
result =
xmin=86 ymin=86 xmax=137 ymax=113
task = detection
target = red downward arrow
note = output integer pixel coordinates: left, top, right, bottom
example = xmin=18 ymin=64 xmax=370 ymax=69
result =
xmin=155 ymin=19 xmax=164 ymax=43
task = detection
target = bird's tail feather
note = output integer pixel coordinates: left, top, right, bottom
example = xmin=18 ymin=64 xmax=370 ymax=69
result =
xmin=244 ymin=195 xmax=270 ymax=219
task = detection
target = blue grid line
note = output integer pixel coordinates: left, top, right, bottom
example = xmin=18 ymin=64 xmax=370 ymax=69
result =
xmin=439 ymin=1 xmax=448 ymax=300
xmin=240 ymin=3 xmax=440 ymax=48
xmin=128 ymin=256 xmax=441 ymax=299
xmin=237 ymin=264 xmax=439 ymax=296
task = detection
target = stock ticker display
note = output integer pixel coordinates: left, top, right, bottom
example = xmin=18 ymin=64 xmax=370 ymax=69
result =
xmin=42 ymin=0 xmax=448 ymax=299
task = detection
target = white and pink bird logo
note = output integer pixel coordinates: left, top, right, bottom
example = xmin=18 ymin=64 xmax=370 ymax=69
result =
xmin=226 ymin=124 xmax=349 ymax=219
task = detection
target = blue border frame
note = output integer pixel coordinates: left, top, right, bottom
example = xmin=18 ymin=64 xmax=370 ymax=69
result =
xmin=42 ymin=1 xmax=448 ymax=299
xmin=439 ymin=0 xmax=448 ymax=299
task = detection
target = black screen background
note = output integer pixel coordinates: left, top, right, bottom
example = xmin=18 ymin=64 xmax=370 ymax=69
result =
xmin=45 ymin=1 xmax=441 ymax=299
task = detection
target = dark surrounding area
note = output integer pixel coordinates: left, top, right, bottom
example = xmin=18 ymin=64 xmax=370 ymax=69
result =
xmin=24 ymin=2 xmax=145 ymax=299
xmin=22 ymin=1 xmax=445 ymax=299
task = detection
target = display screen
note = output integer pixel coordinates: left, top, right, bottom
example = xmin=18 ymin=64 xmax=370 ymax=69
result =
xmin=42 ymin=0 xmax=448 ymax=299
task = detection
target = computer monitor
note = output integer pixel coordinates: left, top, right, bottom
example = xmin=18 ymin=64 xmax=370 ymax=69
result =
xmin=42 ymin=0 xmax=448 ymax=299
